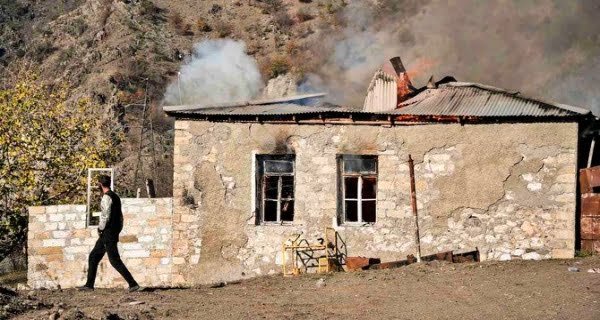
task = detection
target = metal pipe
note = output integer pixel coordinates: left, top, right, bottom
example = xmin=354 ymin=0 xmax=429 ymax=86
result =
xmin=408 ymin=155 xmax=422 ymax=262
xmin=588 ymin=137 xmax=596 ymax=168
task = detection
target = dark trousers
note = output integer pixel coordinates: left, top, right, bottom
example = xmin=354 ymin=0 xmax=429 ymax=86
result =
xmin=85 ymin=235 xmax=138 ymax=288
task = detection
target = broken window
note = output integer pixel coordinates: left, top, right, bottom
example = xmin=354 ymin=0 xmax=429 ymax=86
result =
xmin=338 ymin=155 xmax=377 ymax=224
xmin=256 ymin=155 xmax=295 ymax=224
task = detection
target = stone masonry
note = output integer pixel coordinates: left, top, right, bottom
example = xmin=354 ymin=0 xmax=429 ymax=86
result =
xmin=27 ymin=198 xmax=173 ymax=289
xmin=27 ymin=121 xmax=579 ymax=288
xmin=171 ymin=121 xmax=578 ymax=285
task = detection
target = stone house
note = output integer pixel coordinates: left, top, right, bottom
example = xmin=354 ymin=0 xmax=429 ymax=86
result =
xmin=27 ymin=59 xmax=594 ymax=288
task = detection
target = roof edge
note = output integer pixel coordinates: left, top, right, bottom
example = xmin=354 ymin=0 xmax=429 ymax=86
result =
xmin=163 ymin=92 xmax=327 ymax=112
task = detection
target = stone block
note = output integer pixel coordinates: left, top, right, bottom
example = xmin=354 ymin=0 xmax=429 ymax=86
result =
xmin=151 ymin=250 xmax=168 ymax=258
xmin=551 ymin=248 xmax=574 ymax=259
xmin=555 ymin=229 xmax=574 ymax=240
xmin=35 ymin=247 xmax=63 ymax=255
xmin=122 ymin=243 xmax=143 ymax=250
xmin=173 ymin=257 xmax=186 ymax=264
xmin=144 ymin=258 xmax=161 ymax=266
xmin=29 ymin=206 xmax=46 ymax=215
xmin=181 ymin=214 xmax=198 ymax=223
xmin=44 ymin=223 xmax=58 ymax=231
xmin=45 ymin=206 xmax=58 ymax=214
xmin=64 ymin=246 xmax=90 ymax=254
xmin=84 ymin=238 xmax=98 ymax=245
xmin=142 ymin=206 xmax=156 ymax=214
xmin=52 ymin=231 xmax=70 ymax=239
xmin=522 ymin=252 xmax=542 ymax=260
xmin=65 ymin=214 xmax=78 ymax=221
xmin=122 ymin=250 xmax=150 ymax=258
xmin=57 ymin=205 xmax=72 ymax=213
xmin=45 ymin=254 xmax=64 ymax=262
xmin=43 ymin=239 xmax=66 ymax=247
xmin=120 ymin=235 xmax=138 ymax=243
xmin=73 ymin=229 xmax=90 ymax=238
xmin=138 ymin=235 xmax=155 ymax=243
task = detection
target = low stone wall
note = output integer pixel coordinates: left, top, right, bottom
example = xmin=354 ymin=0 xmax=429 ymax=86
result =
xmin=27 ymin=198 xmax=173 ymax=289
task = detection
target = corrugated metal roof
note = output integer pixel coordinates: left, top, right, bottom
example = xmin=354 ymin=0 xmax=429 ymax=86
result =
xmin=162 ymin=92 xmax=326 ymax=113
xmin=392 ymin=82 xmax=590 ymax=117
xmin=170 ymin=103 xmax=348 ymax=116
xmin=164 ymin=82 xmax=590 ymax=119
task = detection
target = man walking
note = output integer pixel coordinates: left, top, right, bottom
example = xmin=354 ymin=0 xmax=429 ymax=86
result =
xmin=78 ymin=175 xmax=141 ymax=292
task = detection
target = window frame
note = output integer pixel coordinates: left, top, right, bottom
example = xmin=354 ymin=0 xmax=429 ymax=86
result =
xmin=255 ymin=154 xmax=296 ymax=225
xmin=337 ymin=155 xmax=378 ymax=225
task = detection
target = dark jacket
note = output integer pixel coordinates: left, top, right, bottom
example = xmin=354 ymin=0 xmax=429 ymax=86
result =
xmin=101 ymin=190 xmax=124 ymax=241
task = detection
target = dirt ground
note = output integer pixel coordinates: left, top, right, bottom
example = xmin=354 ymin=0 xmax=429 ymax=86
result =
xmin=9 ymin=256 xmax=600 ymax=320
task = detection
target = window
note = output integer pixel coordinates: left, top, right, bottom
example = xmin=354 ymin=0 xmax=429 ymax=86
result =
xmin=256 ymin=155 xmax=295 ymax=224
xmin=338 ymin=155 xmax=377 ymax=224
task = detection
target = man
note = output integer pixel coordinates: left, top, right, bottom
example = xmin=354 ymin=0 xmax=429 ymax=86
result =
xmin=77 ymin=175 xmax=141 ymax=292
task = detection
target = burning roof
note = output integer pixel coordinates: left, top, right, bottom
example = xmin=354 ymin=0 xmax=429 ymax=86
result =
xmin=164 ymin=82 xmax=589 ymax=122
xmin=164 ymin=56 xmax=591 ymax=123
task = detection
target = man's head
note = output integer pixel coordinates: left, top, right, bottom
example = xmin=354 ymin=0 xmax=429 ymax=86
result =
xmin=97 ymin=175 xmax=112 ymax=192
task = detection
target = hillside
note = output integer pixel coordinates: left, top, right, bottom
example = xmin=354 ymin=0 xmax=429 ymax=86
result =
xmin=0 ymin=0 xmax=356 ymax=196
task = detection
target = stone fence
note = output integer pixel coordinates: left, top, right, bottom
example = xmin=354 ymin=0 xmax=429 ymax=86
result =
xmin=27 ymin=198 xmax=173 ymax=289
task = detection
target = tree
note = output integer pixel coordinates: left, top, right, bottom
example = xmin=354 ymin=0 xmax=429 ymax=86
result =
xmin=0 ymin=75 xmax=123 ymax=260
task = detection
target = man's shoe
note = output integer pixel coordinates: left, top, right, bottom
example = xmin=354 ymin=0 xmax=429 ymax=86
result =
xmin=128 ymin=285 xmax=143 ymax=292
xmin=76 ymin=285 xmax=94 ymax=291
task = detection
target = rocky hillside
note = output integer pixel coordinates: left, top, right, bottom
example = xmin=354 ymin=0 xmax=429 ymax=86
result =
xmin=0 ymin=0 xmax=353 ymax=196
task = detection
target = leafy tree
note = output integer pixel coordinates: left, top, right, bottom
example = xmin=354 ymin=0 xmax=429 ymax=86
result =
xmin=0 ymin=76 xmax=122 ymax=260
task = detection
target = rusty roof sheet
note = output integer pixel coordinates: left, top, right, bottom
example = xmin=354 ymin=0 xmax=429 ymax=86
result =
xmin=392 ymin=82 xmax=590 ymax=117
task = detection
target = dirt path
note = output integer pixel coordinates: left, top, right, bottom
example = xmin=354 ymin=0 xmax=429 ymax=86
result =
xmin=13 ymin=256 xmax=600 ymax=319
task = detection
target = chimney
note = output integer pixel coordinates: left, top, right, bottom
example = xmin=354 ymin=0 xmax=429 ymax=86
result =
xmin=389 ymin=56 xmax=414 ymax=104
xmin=362 ymin=56 xmax=415 ymax=112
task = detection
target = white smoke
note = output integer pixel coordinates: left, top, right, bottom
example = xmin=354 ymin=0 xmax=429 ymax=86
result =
xmin=163 ymin=39 xmax=263 ymax=106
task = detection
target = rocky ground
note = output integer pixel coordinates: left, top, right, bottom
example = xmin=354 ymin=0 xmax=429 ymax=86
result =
xmin=3 ymin=256 xmax=600 ymax=319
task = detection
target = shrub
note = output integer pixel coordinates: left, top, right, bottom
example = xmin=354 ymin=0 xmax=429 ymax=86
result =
xmin=31 ymin=40 xmax=57 ymax=62
xmin=273 ymin=11 xmax=294 ymax=31
xmin=57 ymin=46 xmax=76 ymax=65
xmin=267 ymin=55 xmax=291 ymax=78
xmin=196 ymin=18 xmax=212 ymax=32
xmin=169 ymin=12 xmax=194 ymax=35
xmin=258 ymin=0 xmax=284 ymax=14
xmin=214 ymin=21 xmax=233 ymax=37
xmin=296 ymin=7 xmax=314 ymax=22
xmin=65 ymin=18 xmax=87 ymax=37
xmin=209 ymin=4 xmax=222 ymax=15
xmin=169 ymin=12 xmax=184 ymax=30
xmin=140 ymin=0 xmax=166 ymax=22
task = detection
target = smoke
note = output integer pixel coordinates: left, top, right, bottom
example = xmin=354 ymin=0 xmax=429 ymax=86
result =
xmin=305 ymin=0 xmax=600 ymax=112
xmin=163 ymin=39 xmax=263 ymax=106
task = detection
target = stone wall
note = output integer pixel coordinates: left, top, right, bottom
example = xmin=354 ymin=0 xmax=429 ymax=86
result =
xmin=27 ymin=198 xmax=173 ymax=289
xmin=171 ymin=120 xmax=578 ymax=285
